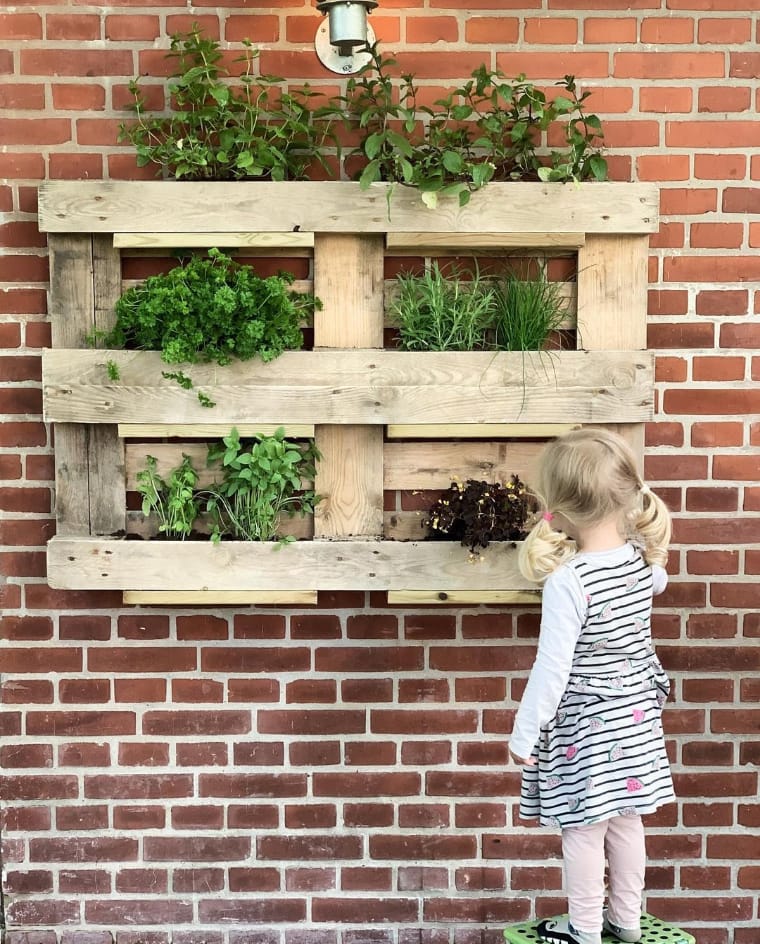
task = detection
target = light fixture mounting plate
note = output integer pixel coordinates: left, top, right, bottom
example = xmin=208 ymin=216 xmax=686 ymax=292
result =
xmin=315 ymin=21 xmax=375 ymax=75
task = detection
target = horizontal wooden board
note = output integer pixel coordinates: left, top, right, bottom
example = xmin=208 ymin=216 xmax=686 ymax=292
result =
xmin=386 ymin=232 xmax=585 ymax=252
xmin=47 ymin=536 xmax=534 ymax=592
xmin=124 ymin=440 xmax=540 ymax=491
xmin=43 ymin=349 xmax=654 ymax=426
xmin=386 ymin=423 xmax=579 ymax=439
xmin=119 ymin=424 xmax=315 ymax=439
xmin=387 ymin=590 xmax=541 ymax=605
xmin=114 ymin=232 xmax=315 ymax=249
xmin=123 ymin=590 xmax=318 ymax=605
xmin=38 ymin=181 xmax=659 ymax=235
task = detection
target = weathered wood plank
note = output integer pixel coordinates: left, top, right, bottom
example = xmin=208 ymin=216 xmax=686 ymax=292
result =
xmin=386 ymin=423 xmax=579 ymax=439
xmin=118 ymin=423 xmax=315 ymax=439
xmin=313 ymin=234 xmax=385 ymax=540
xmin=47 ymin=536 xmax=534 ymax=591
xmin=386 ymin=232 xmax=585 ymax=252
xmin=43 ymin=349 xmax=654 ymax=426
xmin=383 ymin=441 xmax=541 ymax=489
xmin=124 ymin=440 xmax=541 ymax=492
xmin=90 ymin=234 xmax=126 ymax=535
xmin=38 ymin=181 xmax=659 ymax=235
xmin=387 ymin=590 xmax=541 ymax=605
xmin=114 ymin=232 xmax=315 ymax=249
xmin=123 ymin=590 xmax=318 ymax=605
xmin=47 ymin=234 xmax=94 ymax=536
xmin=577 ymin=235 xmax=648 ymax=351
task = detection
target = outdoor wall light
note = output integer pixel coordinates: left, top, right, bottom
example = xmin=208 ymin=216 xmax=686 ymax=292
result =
xmin=315 ymin=0 xmax=377 ymax=74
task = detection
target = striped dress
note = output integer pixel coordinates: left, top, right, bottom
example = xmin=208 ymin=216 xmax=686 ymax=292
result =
xmin=513 ymin=543 xmax=675 ymax=828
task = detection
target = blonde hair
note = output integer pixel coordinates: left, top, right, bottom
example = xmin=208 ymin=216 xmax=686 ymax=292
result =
xmin=519 ymin=428 xmax=671 ymax=583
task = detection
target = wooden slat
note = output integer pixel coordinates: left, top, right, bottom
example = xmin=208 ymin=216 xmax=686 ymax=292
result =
xmin=387 ymin=590 xmax=542 ymax=605
xmin=125 ymin=440 xmax=541 ymax=492
xmin=90 ymin=234 xmax=126 ymax=535
xmin=577 ymin=235 xmax=648 ymax=351
xmin=126 ymin=511 xmax=313 ymax=541
xmin=47 ymin=536 xmax=533 ymax=591
xmin=386 ymin=423 xmax=579 ymax=440
xmin=384 ymin=441 xmax=541 ymax=489
xmin=43 ymin=349 xmax=654 ymax=426
xmin=578 ymin=234 xmax=649 ymax=465
xmin=313 ymin=234 xmax=385 ymax=540
xmin=118 ymin=424 xmax=315 ymax=439
xmin=114 ymin=232 xmax=315 ymax=249
xmin=123 ymin=590 xmax=318 ymax=605
xmin=47 ymin=234 xmax=94 ymax=536
xmin=386 ymin=232 xmax=585 ymax=252
xmin=38 ymin=182 xmax=659 ymax=235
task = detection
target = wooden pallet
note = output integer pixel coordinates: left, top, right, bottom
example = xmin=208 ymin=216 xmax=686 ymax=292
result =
xmin=38 ymin=181 xmax=657 ymax=604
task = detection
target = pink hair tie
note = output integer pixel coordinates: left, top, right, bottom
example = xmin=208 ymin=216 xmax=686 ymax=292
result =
xmin=542 ymin=512 xmax=554 ymax=522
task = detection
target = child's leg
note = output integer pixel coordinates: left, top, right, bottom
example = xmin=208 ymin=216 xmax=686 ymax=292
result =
xmin=561 ymin=821 xmax=608 ymax=933
xmin=605 ymin=814 xmax=646 ymax=929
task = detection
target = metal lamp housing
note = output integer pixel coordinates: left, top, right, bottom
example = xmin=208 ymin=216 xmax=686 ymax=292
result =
xmin=315 ymin=0 xmax=378 ymax=74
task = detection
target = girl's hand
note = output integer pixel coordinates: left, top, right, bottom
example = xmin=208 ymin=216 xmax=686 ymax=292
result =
xmin=509 ymin=749 xmax=536 ymax=766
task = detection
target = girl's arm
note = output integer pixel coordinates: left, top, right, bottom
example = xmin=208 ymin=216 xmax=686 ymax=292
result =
xmin=508 ymin=566 xmax=586 ymax=764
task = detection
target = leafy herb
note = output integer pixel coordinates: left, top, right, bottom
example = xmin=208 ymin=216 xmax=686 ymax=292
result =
xmin=196 ymin=391 xmax=216 ymax=409
xmin=392 ymin=263 xmax=571 ymax=352
xmin=204 ymin=426 xmax=321 ymax=543
xmin=425 ymin=476 xmax=530 ymax=554
xmin=136 ymin=453 xmax=200 ymax=540
xmin=342 ymin=46 xmax=607 ymax=207
xmin=105 ymin=359 xmax=121 ymax=381
xmin=104 ymin=248 xmax=315 ymax=367
xmin=392 ymin=263 xmax=495 ymax=351
xmin=119 ymin=24 xmax=337 ymax=181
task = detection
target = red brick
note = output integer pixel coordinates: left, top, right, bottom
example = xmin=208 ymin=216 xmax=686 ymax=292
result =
xmin=640 ymin=17 xmax=694 ymax=42
xmin=695 ymin=153 xmax=746 ymax=180
xmin=464 ymin=17 xmax=519 ymax=43
xmin=699 ymin=85 xmax=751 ymax=113
xmin=524 ymin=17 xmax=577 ymax=43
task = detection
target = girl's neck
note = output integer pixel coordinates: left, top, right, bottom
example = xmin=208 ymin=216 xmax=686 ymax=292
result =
xmin=575 ymin=515 xmax=625 ymax=554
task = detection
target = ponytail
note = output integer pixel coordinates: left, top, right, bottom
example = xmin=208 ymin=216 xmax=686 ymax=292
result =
xmin=633 ymin=487 xmax=671 ymax=568
xmin=518 ymin=516 xmax=577 ymax=584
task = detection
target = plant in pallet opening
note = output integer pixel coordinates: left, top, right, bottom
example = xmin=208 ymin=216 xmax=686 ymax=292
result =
xmin=391 ymin=263 xmax=496 ymax=351
xmin=136 ymin=453 xmax=200 ymax=540
xmin=392 ymin=262 xmax=571 ymax=352
xmin=342 ymin=45 xmax=607 ymax=208
xmin=204 ymin=427 xmax=321 ymax=544
xmin=425 ymin=476 xmax=531 ymax=555
xmin=119 ymin=24 xmax=337 ymax=181
xmin=94 ymin=248 xmax=318 ymax=404
xmin=490 ymin=267 xmax=570 ymax=352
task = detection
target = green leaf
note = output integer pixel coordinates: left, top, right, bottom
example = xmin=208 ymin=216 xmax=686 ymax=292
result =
xmin=442 ymin=150 xmax=464 ymax=175
xmin=420 ymin=190 xmax=439 ymax=210
xmin=589 ymin=154 xmax=608 ymax=181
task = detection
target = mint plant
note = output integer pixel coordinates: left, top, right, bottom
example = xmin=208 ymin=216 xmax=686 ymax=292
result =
xmin=204 ymin=427 xmax=321 ymax=543
xmin=119 ymin=24 xmax=336 ymax=181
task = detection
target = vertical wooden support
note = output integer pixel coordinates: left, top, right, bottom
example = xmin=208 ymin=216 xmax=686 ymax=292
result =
xmin=47 ymin=234 xmax=126 ymax=537
xmin=48 ymin=235 xmax=95 ymax=536
xmin=90 ymin=235 xmax=127 ymax=534
xmin=312 ymin=234 xmax=385 ymax=539
xmin=577 ymin=234 xmax=649 ymax=463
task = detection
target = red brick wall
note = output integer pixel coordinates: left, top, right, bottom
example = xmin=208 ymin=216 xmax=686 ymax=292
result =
xmin=1 ymin=4 xmax=759 ymax=944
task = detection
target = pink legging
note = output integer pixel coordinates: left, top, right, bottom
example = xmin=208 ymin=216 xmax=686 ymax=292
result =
xmin=561 ymin=815 xmax=646 ymax=934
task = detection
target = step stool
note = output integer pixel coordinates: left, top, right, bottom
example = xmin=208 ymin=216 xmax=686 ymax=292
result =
xmin=504 ymin=913 xmax=696 ymax=944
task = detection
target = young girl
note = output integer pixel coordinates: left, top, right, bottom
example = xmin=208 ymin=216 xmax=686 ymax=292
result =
xmin=509 ymin=428 xmax=674 ymax=944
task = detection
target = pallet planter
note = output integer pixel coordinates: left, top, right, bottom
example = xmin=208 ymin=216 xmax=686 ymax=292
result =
xmin=39 ymin=180 xmax=657 ymax=604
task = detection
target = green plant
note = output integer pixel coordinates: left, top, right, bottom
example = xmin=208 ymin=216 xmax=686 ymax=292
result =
xmin=425 ymin=476 xmax=530 ymax=554
xmin=105 ymin=359 xmax=120 ymax=381
xmin=136 ymin=453 xmax=201 ymax=540
xmin=119 ymin=25 xmax=336 ymax=181
xmin=102 ymin=248 xmax=316 ymax=367
xmin=392 ymin=263 xmax=495 ymax=351
xmin=490 ymin=267 xmax=570 ymax=352
xmin=342 ymin=46 xmax=607 ymax=208
xmin=204 ymin=426 xmax=321 ymax=543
